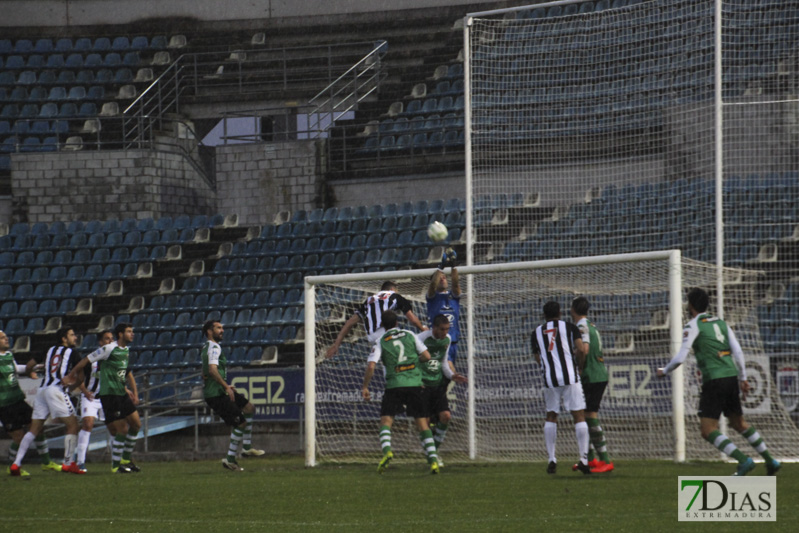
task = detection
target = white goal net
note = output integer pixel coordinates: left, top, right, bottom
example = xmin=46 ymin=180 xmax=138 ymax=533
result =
xmin=459 ymin=0 xmax=799 ymax=465
xmin=304 ymin=253 xmax=798 ymax=466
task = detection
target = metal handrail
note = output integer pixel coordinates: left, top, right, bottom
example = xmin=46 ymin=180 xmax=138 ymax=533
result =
xmin=307 ymin=40 xmax=388 ymax=133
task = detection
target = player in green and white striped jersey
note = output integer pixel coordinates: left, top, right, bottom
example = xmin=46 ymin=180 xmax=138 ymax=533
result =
xmin=362 ymin=311 xmax=439 ymax=474
xmin=66 ymin=323 xmax=142 ymax=474
xmin=570 ymin=297 xmax=613 ymax=473
xmin=200 ymin=320 xmax=263 ymax=472
xmin=1 ymin=330 xmax=56 ymax=477
xmin=417 ymin=314 xmax=467 ymax=465
xmin=658 ymin=288 xmax=780 ymax=476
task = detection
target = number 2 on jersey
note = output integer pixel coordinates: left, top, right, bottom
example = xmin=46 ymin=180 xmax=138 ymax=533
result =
xmin=392 ymin=340 xmax=407 ymax=362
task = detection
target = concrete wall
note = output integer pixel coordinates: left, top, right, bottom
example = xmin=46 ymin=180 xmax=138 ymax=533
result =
xmin=0 ymin=0 xmax=500 ymax=27
xmin=9 ymin=149 xmax=215 ymax=223
xmin=215 ymin=140 xmax=323 ymax=227
xmin=330 ymin=172 xmax=465 ymax=208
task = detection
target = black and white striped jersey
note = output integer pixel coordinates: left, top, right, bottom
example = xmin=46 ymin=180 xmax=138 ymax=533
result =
xmin=40 ymin=345 xmax=81 ymax=388
xmin=83 ymin=360 xmax=101 ymax=395
xmin=357 ymin=290 xmax=413 ymax=342
xmin=532 ymin=320 xmax=582 ymax=389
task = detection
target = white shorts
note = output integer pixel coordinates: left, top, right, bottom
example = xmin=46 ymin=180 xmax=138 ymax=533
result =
xmin=80 ymin=395 xmax=105 ymax=422
xmin=32 ymin=386 xmax=77 ymax=420
xmin=543 ymin=383 xmax=586 ymax=414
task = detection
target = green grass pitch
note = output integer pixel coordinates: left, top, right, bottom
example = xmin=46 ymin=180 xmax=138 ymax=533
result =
xmin=1 ymin=458 xmax=794 ymax=532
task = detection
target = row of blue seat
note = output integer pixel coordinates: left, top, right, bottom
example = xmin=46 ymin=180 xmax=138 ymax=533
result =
xmin=401 ymin=95 xmax=465 ymax=117
xmin=1 ymin=262 xmax=142 ymax=286
xmin=0 ymin=228 xmax=196 ymax=252
xmin=0 ymin=36 xmax=167 ymax=55
xmin=150 ymin=287 xmax=303 ymax=310
xmin=1 ymin=102 xmax=105 ymax=120
xmin=132 ymin=307 xmax=304 ymax=332
xmin=1 ymin=244 xmax=171 ymax=268
xmin=284 ymin=198 xmax=464 ymax=226
xmin=1 ymin=119 xmax=69 ymax=135
xmin=1 ymin=85 xmax=107 ymax=102
xmin=115 ymin=326 xmax=299 ymax=356
xmin=380 ymin=113 xmax=464 ymax=134
xmin=358 ymin=130 xmax=464 ymax=154
xmin=263 ymin=212 xmax=464 ymax=240
xmin=1 ymin=52 xmax=142 ymax=71
xmin=0 ymin=68 xmax=138 ymax=86
xmin=0 ymin=279 xmax=112 ymax=301
xmin=5 ymin=214 xmax=226 ymax=237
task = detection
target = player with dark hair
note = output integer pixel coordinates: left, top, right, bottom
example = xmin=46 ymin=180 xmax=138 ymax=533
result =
xmin=362 ymin=311 xmax=439 ymax=474
xmin=201 ymin=320 xmax=263 ymax=471
xmin=73 ymin=329 xmax=116 ymax=473
xmin=326 ymin=280 xmax=427 ymax=359
xmin=570 ymin=296 xmax=613 ymax=473
xmin=417 ymin=314 xmax=467 ymax=463
xmin=10 ymin=326 xmax=82 ymax=475
xmin=532 ymin=301 xmax=590 ymax=475
xmin=657 ymin=288 xmax=780 ymax=476
xmin=1 ymin=330 xmax=57 ymax=477
xmin=65 ymin=322 xmax=141 ymax=473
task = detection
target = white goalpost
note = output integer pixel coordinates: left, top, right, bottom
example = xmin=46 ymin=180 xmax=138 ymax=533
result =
xmin=305 ymin=250 xmax=689 ymax=467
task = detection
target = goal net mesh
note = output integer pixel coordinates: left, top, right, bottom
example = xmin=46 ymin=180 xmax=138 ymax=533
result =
xmin=460 ymin=0 xmax=799 ymax=463
xmin=309 ymin=257 xmax=798 ymax=464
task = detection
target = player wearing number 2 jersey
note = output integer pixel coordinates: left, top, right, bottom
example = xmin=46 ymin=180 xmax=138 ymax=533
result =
xmin=362 ymin=311 xmax=439 ymax=474
xmin=657 ymin=288 xmax=780 ymax=476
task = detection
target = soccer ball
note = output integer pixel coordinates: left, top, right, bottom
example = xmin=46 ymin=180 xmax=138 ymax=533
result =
xmin=427 ymin=221 xmax=448 ymax=242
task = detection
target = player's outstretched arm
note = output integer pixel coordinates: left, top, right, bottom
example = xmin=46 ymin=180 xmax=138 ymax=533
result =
xmin=326 ymin=313 xmax=361 ymax=358
xmin=405 ymin=310 xmax=428 ymax=332
xmin=63 ymin=356 xmax=91 ymax=386
xmin=451 ymin=267 xmax=461 ymax=297
xmin=445 ymin=361 xmax=468 ymax=384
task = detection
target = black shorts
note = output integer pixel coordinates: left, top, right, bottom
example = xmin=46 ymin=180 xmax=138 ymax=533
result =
xmin=380 ymin=387 xmax=425 ymax=419
xmin=206 ymin=391 xmax=249 ymax=427
xmin=100 ymin=394 xmax=137 ymax=424
xmin=582 ymin=381 xmax=607 ymax=413
xmin=0 ymin=399 xmax=33 ymax=433
xmin=422 ymin=384 xmax=450 ymax=419
xmin=698 ymin=376 xmax=743 ymax=420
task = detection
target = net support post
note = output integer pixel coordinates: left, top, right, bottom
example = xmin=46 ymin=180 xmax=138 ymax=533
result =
xmin=667 ymin=249 xmax=686 ymax=462
xmin=463 ymin=13 xmax=477 ymax=461
xmin=304 ymin=278 xmax=317 ymax=467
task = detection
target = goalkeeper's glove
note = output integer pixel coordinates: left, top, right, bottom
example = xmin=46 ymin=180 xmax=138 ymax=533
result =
xmin=438 ymin=248 xmax=457 ymax=269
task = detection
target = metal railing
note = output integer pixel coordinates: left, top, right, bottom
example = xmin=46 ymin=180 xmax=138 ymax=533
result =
xmin=122 ymin=40 xmax=388 ymax=150
xmin=307 ymin=40 xmax=388 ymax=133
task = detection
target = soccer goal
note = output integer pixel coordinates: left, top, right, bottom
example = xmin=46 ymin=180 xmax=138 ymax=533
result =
xmin=304 ymin=252 xmax=799 ymax=467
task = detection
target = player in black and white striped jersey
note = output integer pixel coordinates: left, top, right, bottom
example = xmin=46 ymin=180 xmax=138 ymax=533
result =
xmin=326 ymin=281 xmax=428 ymax=359
xmin=73 ymin=329 xmax=117 ymax=474
xmin=11 ymin=327 xmax=83 ymax=474
xmin=531 ymin=301 xmax=591 ymax=475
